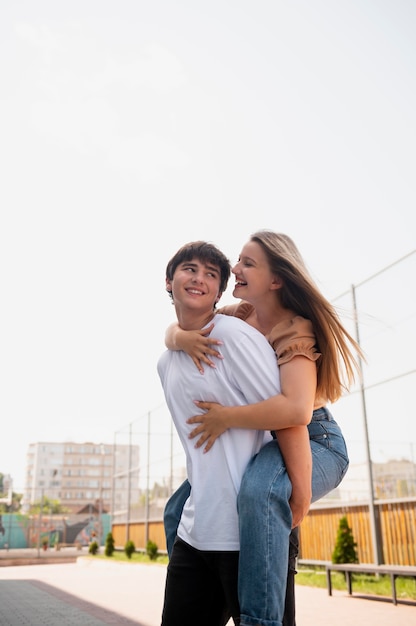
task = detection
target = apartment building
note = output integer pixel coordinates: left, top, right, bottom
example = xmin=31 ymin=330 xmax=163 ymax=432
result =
xmin=23 ymin=441 xmax=140 ymax=514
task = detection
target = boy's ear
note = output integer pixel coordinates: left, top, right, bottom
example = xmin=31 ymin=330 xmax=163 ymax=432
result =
xmin=166 ymin=277 xmax=172 ymax=293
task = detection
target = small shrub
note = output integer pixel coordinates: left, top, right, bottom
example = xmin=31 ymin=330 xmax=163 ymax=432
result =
xmin=146 ymin=540 xmax=158 ymax=561
xmin=89 ymin=541 xmax=99 ymax=555
xmin=105 ymin=532 xmax=115 ymax=557
xmin=124 ymin=540 xmax=135 ymax=559
xmin=332 ymin=515 xmax=358 ymax=564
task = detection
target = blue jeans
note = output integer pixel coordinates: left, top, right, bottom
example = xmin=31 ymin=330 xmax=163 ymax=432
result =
xmin=164 ymin=407 xmax=349 ymax=626
xmin=238 ymin=407 xmax=349 ymax=626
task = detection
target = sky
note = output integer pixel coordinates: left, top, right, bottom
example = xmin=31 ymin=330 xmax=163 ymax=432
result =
xmin=1 ymin=1 xmax=415 ymax=491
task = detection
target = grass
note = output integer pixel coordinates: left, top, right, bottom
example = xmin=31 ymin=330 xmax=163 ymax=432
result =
xmin=87 ymin=549 xmax=169 ymax=565
xmin=296 ymin=565 xmax=416 ymax=601
xmin=87 ymin=552 xmax=416 ymax=602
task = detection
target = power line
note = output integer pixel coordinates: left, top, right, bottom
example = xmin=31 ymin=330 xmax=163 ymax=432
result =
xmin=332 ymin=248 xmax=416 ymax=302
xmin=345 ymin=368 xmax=416 ymax=397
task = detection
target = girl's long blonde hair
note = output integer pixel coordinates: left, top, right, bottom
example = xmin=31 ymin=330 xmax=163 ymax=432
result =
xmin=251 ymin=230 xmax=363 ymax=403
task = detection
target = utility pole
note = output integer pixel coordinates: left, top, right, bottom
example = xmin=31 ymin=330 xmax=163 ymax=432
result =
xmin=36 ymin=488 xmax=44 ymax=558
xmin=98 ymin=444 xmax=105 ymax=549
xmin=352 ymin=284 xmax=383 ymax=565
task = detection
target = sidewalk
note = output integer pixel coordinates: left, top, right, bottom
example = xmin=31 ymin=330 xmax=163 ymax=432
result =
xmin=0 ymin=546 xmax=81 ymax=567
xmin=0 ymin=556 xmax=414 ymax=625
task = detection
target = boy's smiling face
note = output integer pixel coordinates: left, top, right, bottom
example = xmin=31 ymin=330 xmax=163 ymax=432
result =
xmin=166 ymin=257 xmax=222 ymax=318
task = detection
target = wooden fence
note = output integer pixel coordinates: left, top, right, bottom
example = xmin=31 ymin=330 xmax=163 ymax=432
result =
xmin=298 ymin=497 xmax=416 ymax=565
xmin=112 ymin=497 xmax=416 ymax=566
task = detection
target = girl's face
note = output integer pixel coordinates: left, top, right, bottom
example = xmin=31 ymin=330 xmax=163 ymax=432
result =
xmin=232 ymin=240 xmax=280 ymax=304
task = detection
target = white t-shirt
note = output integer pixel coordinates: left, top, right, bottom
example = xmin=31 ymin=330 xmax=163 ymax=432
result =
xmin=157 ymin=313 xmax=281 ymax=551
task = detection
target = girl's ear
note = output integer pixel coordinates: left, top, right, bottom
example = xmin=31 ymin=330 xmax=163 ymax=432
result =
xmin=271 ymin=275 xmax=283 ymax=291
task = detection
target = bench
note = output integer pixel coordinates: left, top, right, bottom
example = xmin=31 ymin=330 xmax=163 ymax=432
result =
xmin=325 ymin=562 xmax=416 ymax=605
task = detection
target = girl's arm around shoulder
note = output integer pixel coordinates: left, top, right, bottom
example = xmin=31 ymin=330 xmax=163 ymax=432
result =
xmin=164 ymin=321 xmax=223 ymax=373
xmin=164 ymin=302 xmax=253 ymax=372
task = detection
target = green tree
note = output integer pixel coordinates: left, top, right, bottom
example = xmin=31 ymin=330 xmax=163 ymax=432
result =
xmin=0 ymin=492 xmax=23 ymax=513
xmin=105 ymin=532 xmax=115 ymax=557
xmin=124 ymin=540 xmax=135 ymax=559
xmin=28 ymin=496 xmax=69 ymax=515
xmin=146 ymin=540 xmax=158 ymax=560
xmin=0 ymin=473 xmax=23 ymax=513
xmin=332 ymin=515 xmax=359 ymax=564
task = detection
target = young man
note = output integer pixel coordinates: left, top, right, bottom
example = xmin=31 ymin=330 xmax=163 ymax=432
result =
xmin=157 ymin=241 xmax=281 ymax=626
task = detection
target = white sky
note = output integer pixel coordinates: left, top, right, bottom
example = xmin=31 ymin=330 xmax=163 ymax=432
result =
xmin=1 ymin=1 xmax=415 ymax=490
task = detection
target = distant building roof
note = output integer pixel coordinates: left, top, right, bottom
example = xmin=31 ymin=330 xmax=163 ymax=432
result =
xmin=76 ymin=503 xmax=108 ymax=515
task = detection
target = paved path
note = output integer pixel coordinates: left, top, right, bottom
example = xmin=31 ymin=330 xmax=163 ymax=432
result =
xmin=0 ymin=557 xmax=414 ymax=625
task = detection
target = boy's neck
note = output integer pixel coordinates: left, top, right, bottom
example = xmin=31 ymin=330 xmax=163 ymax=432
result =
xmin=176 ymin=310 xmax=216 ymax=331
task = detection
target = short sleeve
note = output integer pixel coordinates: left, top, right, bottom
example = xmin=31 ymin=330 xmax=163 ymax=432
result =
xmin=268 ymin=316 xmax=321 ymax=366
xmin=217 ymin=301 xmax=254 ymax=321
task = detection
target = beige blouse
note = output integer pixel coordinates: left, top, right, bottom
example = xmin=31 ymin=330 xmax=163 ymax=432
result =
xmin=218 ymin=301 xmax=325 ymax=409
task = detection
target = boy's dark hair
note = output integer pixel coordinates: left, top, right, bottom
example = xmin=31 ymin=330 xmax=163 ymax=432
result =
xmin=166 ymin=241 xmax=231 ymax=297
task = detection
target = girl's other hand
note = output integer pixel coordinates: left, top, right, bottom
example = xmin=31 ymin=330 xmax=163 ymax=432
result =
xmin=187 ymin=401 xmax=228 ymax=451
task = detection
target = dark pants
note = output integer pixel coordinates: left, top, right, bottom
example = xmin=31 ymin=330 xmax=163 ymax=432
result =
xmin=283 ymin=526 xmax=299 ymax=626
xmin=161 ymin=537 xmax=240 ymax=626
xmin=164 ymin=481 xmax=299 ymax=626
